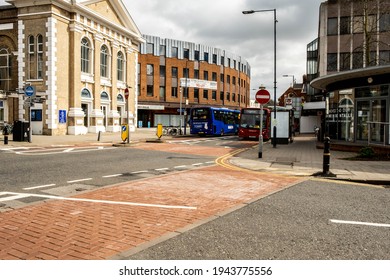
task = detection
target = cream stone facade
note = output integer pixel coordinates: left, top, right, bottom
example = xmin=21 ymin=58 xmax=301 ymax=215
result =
xmin=0 ymin=0 xmax=144 ymax=135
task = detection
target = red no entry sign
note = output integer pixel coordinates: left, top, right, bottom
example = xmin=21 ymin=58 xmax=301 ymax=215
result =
xmin=255 ymin=89 xmax=270 ymax=104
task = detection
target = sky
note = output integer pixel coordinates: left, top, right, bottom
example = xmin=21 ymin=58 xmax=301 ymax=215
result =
xmin=0 ymin=0 xmax=324 ymax=99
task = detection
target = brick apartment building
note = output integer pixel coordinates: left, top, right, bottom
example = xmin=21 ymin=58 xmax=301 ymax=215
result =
xmin=137 ymin=35 xmax=251 ymax=128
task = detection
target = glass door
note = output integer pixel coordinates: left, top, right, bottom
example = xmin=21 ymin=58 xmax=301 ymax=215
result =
xmin=101 ymin=105 xmax=108 ymax=128
xmin=370 ymin=99 xmax=386 ymax=143
xmin=356 ymin=101 xmax=370 ymax=141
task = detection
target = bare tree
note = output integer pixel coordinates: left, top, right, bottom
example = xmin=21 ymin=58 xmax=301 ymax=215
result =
xmin=343 ymin=0 xmax=390 ymax=67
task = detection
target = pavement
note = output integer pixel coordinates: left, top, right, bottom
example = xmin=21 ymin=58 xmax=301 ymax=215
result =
xmin=0 ymin=128 xmax=389 ymax=260
xmin=1 ymin=128 xmax=390 ymax=185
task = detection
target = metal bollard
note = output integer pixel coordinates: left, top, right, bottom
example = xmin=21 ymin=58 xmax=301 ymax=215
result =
xmin=4 ymin=135 xmax=8 ymax=145
xmin=323 ymin=137 xmax=331 ymax=175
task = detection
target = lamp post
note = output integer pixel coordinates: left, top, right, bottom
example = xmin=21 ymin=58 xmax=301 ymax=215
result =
xmin=242 ymin=9 xmax=277 ymax=148
xmin=283 ymin=74 xmax=295 ymax=88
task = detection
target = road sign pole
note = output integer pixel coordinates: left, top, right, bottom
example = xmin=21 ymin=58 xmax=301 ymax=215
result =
xmin=255 ymin=88 xmax=270 ymax=159
xmin=124 ymin=88 xmax=130 ymax=144
xmin=259 ymin=104 xmax=264 ymax=158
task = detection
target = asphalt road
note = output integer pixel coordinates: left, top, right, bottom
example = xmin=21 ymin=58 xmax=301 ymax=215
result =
xmin=128 ymin=179 xmax=390 ymax=260
xmin=0 ymin=145 xmax=216 ymax=193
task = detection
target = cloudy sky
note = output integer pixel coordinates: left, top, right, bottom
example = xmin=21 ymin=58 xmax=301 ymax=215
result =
xmin=0 ymin=0 xmax=324 ymax=99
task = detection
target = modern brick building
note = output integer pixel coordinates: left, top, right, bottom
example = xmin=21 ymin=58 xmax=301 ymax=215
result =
xmin=0 ymin=0 xmax=143 ymax=136
xmin=137 ymin=35 xmax=251 ymax=128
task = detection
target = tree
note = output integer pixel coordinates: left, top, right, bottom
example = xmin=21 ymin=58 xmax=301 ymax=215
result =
xmin=343 ymin=0 xmax=390 ymax=67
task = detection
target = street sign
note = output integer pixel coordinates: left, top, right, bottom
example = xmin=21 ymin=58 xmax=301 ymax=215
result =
xmin=25 ymin=85 xmax=35 ymax=97
xmin=255 ymin=89 xmax=270 ymax=104
xmin=121 ymin=125 xmax=128 ymax=141
xmin=59 ymin=110 xmax=67 ymax=124
xmin=124 ymin=88 xmax=129 ymax=100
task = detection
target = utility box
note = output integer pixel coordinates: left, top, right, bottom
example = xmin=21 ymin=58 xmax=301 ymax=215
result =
xmin=13 ymin=121 xmax=29 ymax=142
xmin=271 ymin=110 xmax=294 ymax=144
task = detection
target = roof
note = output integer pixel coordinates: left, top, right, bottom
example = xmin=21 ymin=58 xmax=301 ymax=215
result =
xmin=310 ymin=65 xmax=390 ymax=91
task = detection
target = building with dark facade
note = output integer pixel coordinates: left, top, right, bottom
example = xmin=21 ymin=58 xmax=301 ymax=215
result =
xmin=137 ymin=35 xmax=251 ymax=128
xmin=310 ymin=0 xmax=390 ymax=147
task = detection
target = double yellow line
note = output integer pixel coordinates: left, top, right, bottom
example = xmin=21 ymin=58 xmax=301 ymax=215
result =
xmin=215 ymin=148 xmax=250 ymax=172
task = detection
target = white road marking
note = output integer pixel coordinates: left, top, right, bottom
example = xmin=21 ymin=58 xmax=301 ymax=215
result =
xmin=330 ymin=219 xmax=390 ymax=228
xmin=192 ymin=163 xmax=204 ymax=166
xmin=131 ymin=170 xmax=148 ymax=174
xmin=155 ymin=168 xmax=169 ymax=171
xmin=102 ymin=174 xmax=122 ymax=178
xmin=0 ymin=147 xmax=29 ymax=151
xmin=67 ymin=178 xmax=92 ymax=183
xmin=0 ymin=192 xmax=197 ymax=210
xmin=0 ymin=193 xmax=30 ymax=202
xmin=14 ymin=146 xmax=116 ymax=156
xmin=23 ymin=184 xmax=56 ymax=190
xmin=174 ymin=165 xmax=187 ymax=169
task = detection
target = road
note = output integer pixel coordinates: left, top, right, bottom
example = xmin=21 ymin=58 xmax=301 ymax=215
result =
xmin=1 ymin=135 xmax=389 ymax=260
xmin=0 ymin=138 xmax=230 ymax=209
xmin=128 ymin=179 xmax=390 ymax=260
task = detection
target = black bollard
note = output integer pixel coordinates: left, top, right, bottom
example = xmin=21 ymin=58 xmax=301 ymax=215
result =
xmin=323 ymin=137 xmax=331 ymax=175
xmin=4 ymin=135 xmax=8 ymax=145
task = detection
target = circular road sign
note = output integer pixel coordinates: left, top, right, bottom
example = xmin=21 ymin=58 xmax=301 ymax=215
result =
xmin=124 ymin=88 xmax=129 ymax=100
xmin=25 ymin=85 xmax=35 ymax=97
xmin=255 ymin=89 xmax=270 ymax=104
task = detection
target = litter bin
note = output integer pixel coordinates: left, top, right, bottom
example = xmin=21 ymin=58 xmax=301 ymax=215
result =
xmin=13 ymin=121 xmax=29 ymax=141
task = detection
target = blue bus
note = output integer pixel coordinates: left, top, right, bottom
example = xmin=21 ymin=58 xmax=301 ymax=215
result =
xmin=189 ymin=107 xmax=240 ymax=136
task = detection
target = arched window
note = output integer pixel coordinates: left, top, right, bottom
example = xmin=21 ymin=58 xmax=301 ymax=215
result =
xmin=117 ymin=94 xmax=124 ymax=103
xmin=117 ymin=51 xmax=125 ymax=81
xmin=100 ymin=45 xmax=109 ymax=78
xmin=81 ymin=88 xmax=92 ymax=99
xmin=101 ymin=91 xmax=109 ymax=101
xmin=81 ymin=37 xmax=91 ymax=73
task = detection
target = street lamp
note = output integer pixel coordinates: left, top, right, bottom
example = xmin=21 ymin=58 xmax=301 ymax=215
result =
xmin=283 ymin=74 xmax=295 ymax=88
xmin=180 ymin=60 xmax=189 ymax=135
xmin=242 ymin=8 xmax=277 ymax=148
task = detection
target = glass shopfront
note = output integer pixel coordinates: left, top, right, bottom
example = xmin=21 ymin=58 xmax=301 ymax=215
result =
xmin=326 ymin=84 xmax=389 ymax=145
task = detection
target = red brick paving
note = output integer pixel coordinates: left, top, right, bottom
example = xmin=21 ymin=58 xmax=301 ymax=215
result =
xmin=0 ymin=145 xmax=302 ymax=260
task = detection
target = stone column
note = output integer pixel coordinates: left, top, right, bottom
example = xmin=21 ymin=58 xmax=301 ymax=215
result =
xmin=107 ymin=41 xmax=120 ymax=132
xmin=67 ymin=23 xmax=86 ymax=135
xmin=89 ymin=32 xmax=104 ymax=133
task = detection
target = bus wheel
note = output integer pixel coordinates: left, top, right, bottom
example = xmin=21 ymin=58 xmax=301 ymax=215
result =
xmin=220 ymin=129 xmax=224 ymax=136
